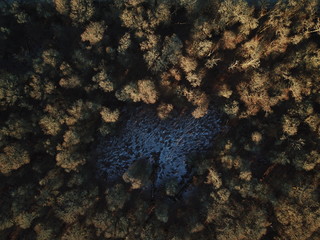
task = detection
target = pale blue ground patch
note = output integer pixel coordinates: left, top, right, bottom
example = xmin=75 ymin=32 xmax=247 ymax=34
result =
xmin=96 ymin=106 xmax=222 ymax=186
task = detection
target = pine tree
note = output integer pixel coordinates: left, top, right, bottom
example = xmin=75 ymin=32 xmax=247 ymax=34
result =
xmin=70 ymin=0 xmax=95 ymax=24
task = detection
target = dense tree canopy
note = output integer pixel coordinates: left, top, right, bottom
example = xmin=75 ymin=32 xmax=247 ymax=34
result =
xmin=0 ymin=0 xmax=319 ymax=239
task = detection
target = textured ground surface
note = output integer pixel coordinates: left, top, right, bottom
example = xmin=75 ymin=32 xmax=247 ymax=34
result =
xmin=96 ymin=106 xmax=222 ymax=186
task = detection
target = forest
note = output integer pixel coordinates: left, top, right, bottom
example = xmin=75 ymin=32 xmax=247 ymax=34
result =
xmin=0 ymin=0 xmax=319 ymax=239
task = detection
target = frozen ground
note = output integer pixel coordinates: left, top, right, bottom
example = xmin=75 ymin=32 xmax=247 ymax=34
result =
xmin=96 ymin=106 xmax=222 ymax=186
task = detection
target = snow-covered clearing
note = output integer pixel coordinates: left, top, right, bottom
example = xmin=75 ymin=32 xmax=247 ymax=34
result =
xmin=96 ymin=106 xmax=222 ymax=186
